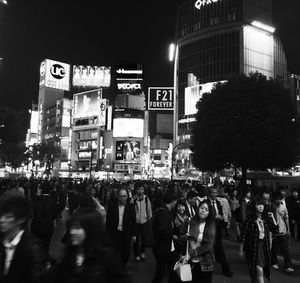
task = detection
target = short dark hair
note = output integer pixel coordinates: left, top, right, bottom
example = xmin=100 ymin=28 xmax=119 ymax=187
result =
xmin=134 ymin=181 xmax=144 ymax=190
xmin=162 ymin=190 xmax=177 ymax=204
xmin=186 ymin=190 xmax=198 ymax=200
xmin=0 ymin=192 xmax=30 ymax=220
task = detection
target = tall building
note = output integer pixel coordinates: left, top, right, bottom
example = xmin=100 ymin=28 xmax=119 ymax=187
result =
xmin=174 ymin=0 xmax=288 ymax=172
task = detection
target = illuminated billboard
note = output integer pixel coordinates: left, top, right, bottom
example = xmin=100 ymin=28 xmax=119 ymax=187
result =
xmin=148 ymin=87 xmax=174 ymax=110
xmin=185 ymin=81 xmax=226 ymax=116
xmin=116 ymin=64 xmax=143 ymax=81
xmin=30 ymin=110 xmax=39 ymax=134
xmin=115 ymin=141 xmax=141 ymax=162
xmin=113 ymin=118 xmax=144 ymax=138
xmin=116 ymin=63 xmax=143 ymax=95
xmin=73 ymin=90 xmax=101 ymax=119
xmin=73 ymin=65 xmax=111 ymax=88
xmin=39 ymin=59 xmax=71 ymax=91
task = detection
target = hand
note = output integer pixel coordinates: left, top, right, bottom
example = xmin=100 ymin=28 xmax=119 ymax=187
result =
xmin=132 ymin=236 xmax=137 ymax=243
xmin=173 ymin=235 xmax=178 ymax=241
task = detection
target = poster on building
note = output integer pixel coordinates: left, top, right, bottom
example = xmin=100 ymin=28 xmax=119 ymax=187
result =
xmin=73 ymin=65 xmax=111 ymax=88
xmin=148 ymin=87 xmax=174 ymax=110
xmin=73 ymin=90 xmax=101 ymax=119
xmin=115 ymin=140 xmax=141 ymax=162
xmin=39 ymin=59 xmax=71 ymax=91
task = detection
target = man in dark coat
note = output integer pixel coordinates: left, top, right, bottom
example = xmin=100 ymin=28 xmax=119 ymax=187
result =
xmin=106 ymin=187 xmax=136 ymax=265
xmin=152 ymin=190 xmax=177 ymax=283
xmin=0 ymin=191 xmax=47 ymax=283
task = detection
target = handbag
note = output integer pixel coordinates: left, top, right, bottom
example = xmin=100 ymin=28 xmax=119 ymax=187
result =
xmin=173 ymin=223 xmax=192 ymax=282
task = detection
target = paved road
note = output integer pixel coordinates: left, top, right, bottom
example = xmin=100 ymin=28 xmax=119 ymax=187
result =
xmin=49 ymin=211 xmax=300 ymax=283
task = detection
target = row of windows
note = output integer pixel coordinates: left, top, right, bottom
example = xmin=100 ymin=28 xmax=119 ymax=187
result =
xmin=177 ymin=0 xmax=241 ymax=38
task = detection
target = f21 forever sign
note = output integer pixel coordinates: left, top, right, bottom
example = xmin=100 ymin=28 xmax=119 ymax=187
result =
xmin=148 ymin=87 xmax=174 ymax=110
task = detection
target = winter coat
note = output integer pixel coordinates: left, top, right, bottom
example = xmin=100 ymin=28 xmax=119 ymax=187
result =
xmin=243 ymin=217 xmax=278 ymax=283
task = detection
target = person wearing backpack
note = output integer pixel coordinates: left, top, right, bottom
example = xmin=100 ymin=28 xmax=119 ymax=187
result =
xmin=133 ymin=182 xmax=152 ymax=262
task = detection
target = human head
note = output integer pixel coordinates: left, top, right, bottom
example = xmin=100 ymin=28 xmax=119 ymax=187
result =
xmin=0 ymin=192 xmax=30 ymax=235
xmin=134 ymin=181 xmax=144 ymax=196
xmin=175 ymin=201 xmax=186 ymax=216
xmin=162 ymin=190 xmax=177 ymax=209
xmin=196 ymin=201 xmax=214 ymax=222
xmin=249 ymin=197 xmax=265 ymax=217
xmin=273 ymin=192 xmax=284 ymax=206
xmin=292 ymin=188 xmax=299 ymax=198
xmin=118 ymin=188 xmax=128 ymax=205
xmin=186 ymin=190 xmax=198 ymax=206
xmin=262 ymin=191 xmax=270 ymax=201
xmin=279 ymin=187 xmax=287 ymax=198
xmin=244 ymin=190 xmax=251 ymax=200
xmin=67 ymin=208 xmax=109 ymax=253
xmin=209 ymin=187 xmax=218 ymax=200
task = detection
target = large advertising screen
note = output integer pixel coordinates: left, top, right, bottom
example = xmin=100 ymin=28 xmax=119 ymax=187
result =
xmin=73 ymin=65 xmax=111 ymax=88
xmin=74 ymin=91 xmax=101 ymax=118
xmin=113 ymin=118 xmax=144 ymax=138
xmin=115 ymin=140 xmax=141 ymax=162
xmin=39 ymin=59 xmax=71 ymax=91
xmin=185 ymin=81 xmax=226 ymax=116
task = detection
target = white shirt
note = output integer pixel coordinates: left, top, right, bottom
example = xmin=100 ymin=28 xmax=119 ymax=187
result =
xmin=186 ymin=201 xmax=195 ymax=217
xmin=256 ymin=218 xmax=265 ymax=240
xmin=212 ymin=200 xmax=219 ymax=216
xmin=117 ymin=204 xmax=125 ymax=231
xmin=3 ymin=230 xmax=25 ymax=275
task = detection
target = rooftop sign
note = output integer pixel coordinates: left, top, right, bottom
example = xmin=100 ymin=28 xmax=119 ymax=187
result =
xmin=195 ymin=0 xmax=220 ymax=10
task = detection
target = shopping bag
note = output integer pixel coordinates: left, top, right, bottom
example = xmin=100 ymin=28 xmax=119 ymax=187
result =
xmin=174 ymin=260 xmax=192 ymax=282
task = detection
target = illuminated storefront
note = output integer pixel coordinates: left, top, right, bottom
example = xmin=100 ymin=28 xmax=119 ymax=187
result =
xmin=174 ymin=0 xmax=288 ymax=171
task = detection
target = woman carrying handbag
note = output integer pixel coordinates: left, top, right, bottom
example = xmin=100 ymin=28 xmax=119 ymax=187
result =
xmin=179 ymin=200 xmax=216 ymax=283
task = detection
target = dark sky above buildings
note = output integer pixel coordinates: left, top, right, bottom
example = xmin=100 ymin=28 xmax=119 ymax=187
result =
xmin=0 ymin=0 xmax=299 ymax=111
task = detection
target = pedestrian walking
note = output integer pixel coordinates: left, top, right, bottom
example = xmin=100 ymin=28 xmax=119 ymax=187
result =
xmin=180 ymin=200 xmax=216 ymax=283
xmin=106 ymin=187 xmax=136 ymax=265
xmin=152 ymin=190 xmax=177 ymax=283
xmin=133 ymin=182 xmax=152 ymax=262
xmin=271 ymin=192 xmax=294 ymax=274
xmin=0 ymin=191 xmax=48 ymax=283
xmin=56 ymin=208 xmax=131 ymax=283
xmin=242 ymin=197 xmax=278 ymax=283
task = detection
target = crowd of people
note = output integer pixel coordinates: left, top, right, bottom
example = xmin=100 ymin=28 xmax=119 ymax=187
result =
xmin=0 ymin=177 xmax=300 ymax=283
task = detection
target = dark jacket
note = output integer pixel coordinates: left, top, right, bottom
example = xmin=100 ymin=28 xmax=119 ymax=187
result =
xmin=0 ymin=232 xmax=47 ymax=283
xmin=183 ymin=200 xmax=196 ymax=218
xmin=243 ymin=217 xmax=278 ymax=283
xmin=286 ymin=196 xmax=300 ymax=221
xmin=31 ymin=194 xmax=57 ymax=236
xmin=56 ymin=248 xmax=130 ymax=283
xmin=152 ymin=206 xmax=173 ymax=260
xmin=106 ymin=201 xmax=136 ymax=240
xmin=180 ymin=218 xmax=216 ymax=272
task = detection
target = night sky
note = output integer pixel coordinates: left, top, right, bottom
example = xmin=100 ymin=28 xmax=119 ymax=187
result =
xmin=0 ymin=0 xmax=300 ymax=111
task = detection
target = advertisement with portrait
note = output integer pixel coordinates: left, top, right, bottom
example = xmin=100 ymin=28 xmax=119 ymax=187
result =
xmin=115 ymin=140 xmax=141 ymax=162
xmin=73 ymin=90 xmax=101 ymax=119
xmin=113 ymin=118 xmax=144 ymax=138
xmin=39 ymin=59 xmax=71 ymax=91
xmin=73 ymin=65 xmax=111 ymax=88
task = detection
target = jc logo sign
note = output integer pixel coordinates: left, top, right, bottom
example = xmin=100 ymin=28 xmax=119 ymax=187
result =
xmin=50 ymin=64 xmax=66 ymax=79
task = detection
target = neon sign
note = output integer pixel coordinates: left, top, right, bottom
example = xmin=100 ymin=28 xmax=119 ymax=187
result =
xmin=195 ymin=0 xmax=220 ymax=10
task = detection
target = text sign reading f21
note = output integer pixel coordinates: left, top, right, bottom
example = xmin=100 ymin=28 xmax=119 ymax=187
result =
xmin=148 ymin=87 xmax=174 ymax=110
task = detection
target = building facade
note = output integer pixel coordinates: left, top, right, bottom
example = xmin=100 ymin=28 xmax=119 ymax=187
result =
xmin=174 ymin=0 xmax=288 ymax=172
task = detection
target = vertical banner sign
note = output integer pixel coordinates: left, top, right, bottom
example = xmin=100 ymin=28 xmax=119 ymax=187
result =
xmin=148 ymin=87 xmax=174 ymax=110
xmin=99 ymin=99 xmax=107 ymax=127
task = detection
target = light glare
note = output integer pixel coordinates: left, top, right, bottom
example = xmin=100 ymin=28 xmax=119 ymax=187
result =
xmin=251 ymin=21 xmax=275 ymax=33
xmin=169 ymin=43 xmax=175 ymax=62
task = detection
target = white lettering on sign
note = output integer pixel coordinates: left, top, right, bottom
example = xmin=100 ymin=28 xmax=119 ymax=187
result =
xmin=50 ymin=64 xmax=66 ymax=79
xmin=116 ymin=69 xmax=143 ymax=75
xmin=156 ymin=90 xmax=173 ymax=101
xmin=195 ymin=0 xmax=219 ymax=10
xmin=117 ymin=83 xmax=142 ymax=90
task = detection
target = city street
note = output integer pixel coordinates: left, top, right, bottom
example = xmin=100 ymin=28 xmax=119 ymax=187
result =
xmin=49 ymin=210 xmax=300 ymax=283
